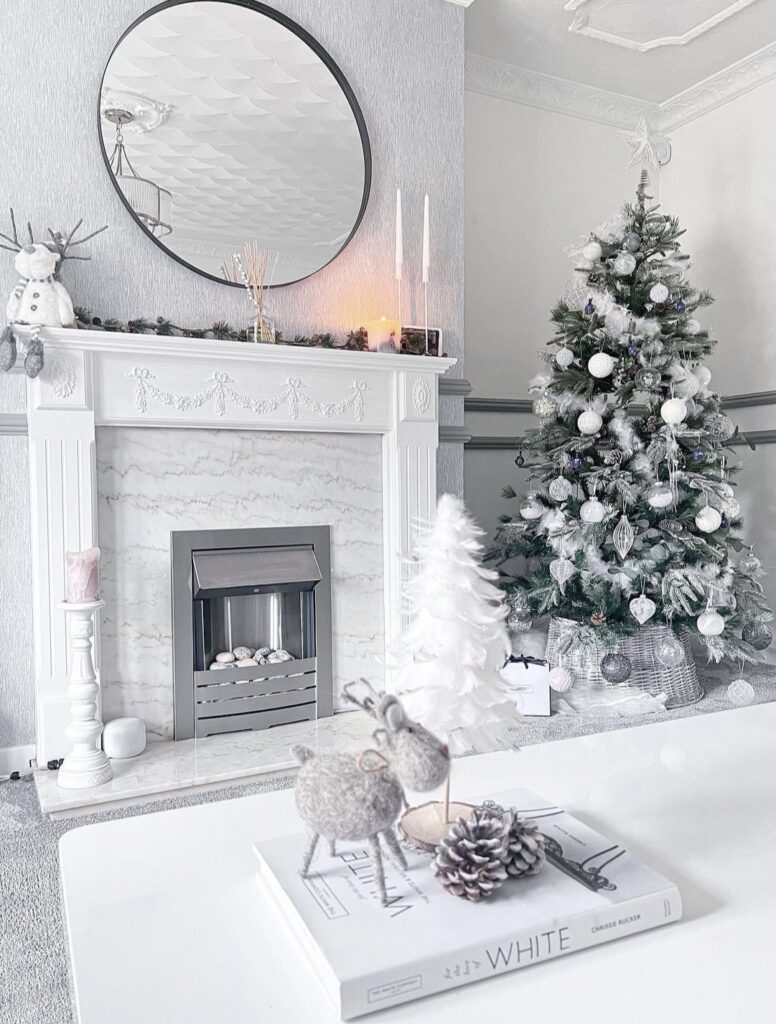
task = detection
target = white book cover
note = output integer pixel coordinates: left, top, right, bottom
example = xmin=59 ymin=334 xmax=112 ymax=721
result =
xmin=253 ymin=788 xmax=682 ymax=1019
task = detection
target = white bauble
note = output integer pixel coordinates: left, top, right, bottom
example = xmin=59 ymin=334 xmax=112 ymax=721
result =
xmin=629 ymin=594 xmax=656 ymax=624
xmin=660 ymin=398 xmax=688 ymax=424
xmin=697 ymin=610 xmax=725 ymax=637
xmin=727 ymin=678 xmax=755 ymax=707
xmin=649 ymin=283 xmax=669 ymax=303
xmin=587 ymin=352 xmax=616 ymax=378
xmin=695 ymin=366 xmax=712 ymax=388
xmin=695 ymin=506 xmax=722 ymax=533
xmin=647 ymin=483 xmax=673 ymax=509
xmin=685 ymin=319 xmax=702 ymax=335
xmin=580 ymin=497 xmax=607 ymax=524
xmin=577 ymin=410 xmax=603 ymax=435
xmin=555 ymin=346 xmax=574 ymax=369
xmin=582 ymin=241 xmax=603 ymax=262
xmin=519 ymin=499 xmax=544 ymax=521
xmin=548 ymin=666 xmax=574 ymax=692
xmin=613 ymin=252 xmax=637 ymax=277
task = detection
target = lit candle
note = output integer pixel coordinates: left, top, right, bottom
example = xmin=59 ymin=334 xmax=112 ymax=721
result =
xmin=65 ymin=547 xmax=101 ymax=603
xmin=422 ymin=194 xmax=430 ymax=284
xmin=395 ymin=188 xmax=403 ymax=281
xmin=366 ymin=317 xmax=400 ymax=353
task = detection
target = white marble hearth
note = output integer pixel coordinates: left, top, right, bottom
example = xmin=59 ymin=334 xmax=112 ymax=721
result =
xmin=36 ymin=709 xmax=374 ymax=819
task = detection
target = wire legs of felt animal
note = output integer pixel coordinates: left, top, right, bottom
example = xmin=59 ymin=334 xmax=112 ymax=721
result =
xmin=299 ymin=827 xmax=407 ymax=906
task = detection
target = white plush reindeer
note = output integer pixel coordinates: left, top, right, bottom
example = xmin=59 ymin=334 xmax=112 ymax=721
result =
xmin=292 ymin=681 xmax=450 ymax=906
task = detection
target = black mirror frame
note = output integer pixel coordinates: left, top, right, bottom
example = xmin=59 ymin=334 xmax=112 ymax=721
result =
xmin=98 ymin=0 xmax=372 ymax=289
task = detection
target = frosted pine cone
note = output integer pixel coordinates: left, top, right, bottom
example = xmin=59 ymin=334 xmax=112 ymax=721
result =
xmin=505 ymin=816 xmax=546 ymax=878
xmin=434 ymin=808 xmax=509 ymax=901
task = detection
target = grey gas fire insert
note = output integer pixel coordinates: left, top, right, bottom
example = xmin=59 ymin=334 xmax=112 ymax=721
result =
xmin=171 ymin=526 xmax=333 ymax=739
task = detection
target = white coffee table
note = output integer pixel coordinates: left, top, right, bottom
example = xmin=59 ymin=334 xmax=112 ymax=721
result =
xmin=60 ymin=703 xmax=776 ymax=1023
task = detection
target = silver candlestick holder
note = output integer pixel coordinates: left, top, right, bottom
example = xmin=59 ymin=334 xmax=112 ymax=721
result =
xmin=56 ymin=599 xmax=113 ymax=789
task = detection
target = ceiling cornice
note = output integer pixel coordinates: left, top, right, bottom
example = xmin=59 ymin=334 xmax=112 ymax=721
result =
xmin=465 ymin=53 xmax=654 ymax=129
xmin=465 ymin=40 xmax=776 ymax=133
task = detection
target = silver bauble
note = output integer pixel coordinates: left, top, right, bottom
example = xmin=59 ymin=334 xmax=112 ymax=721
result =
xmin=613 ymin=252 xmax=637 ymax=277
xmin=649 ymin=283 xmax=669 ymax=303
xmin=728 ymin=678 xmax=755 ymax=707
xmin=600 ymin=652 xmax=632 ymax=684
xmin=555 ymin=346 xmax=574 ymax=369
xmin=634 ymin=366 xmax=661 ymax=391
xmin=647 ymin=483 xmax=673 ymax=509
xmin=533 ymin=393 xmax=556 ymax=418
xmin=742 ymin=621 xmax=772 ymax=651
xmin=740 ymin=551 xmax=762 ymax=575
xmin=507 ymin=609 xmax=532 ymax=634
xmin=625 ymin=232 xmax=641 ymax=252
xmin=548 ymin=476 xmax=573 ymax=502
xmin=705 ymin=412 xmax=735 ymax=440
xmin=655 ymin=634 xmax=685 ymax=668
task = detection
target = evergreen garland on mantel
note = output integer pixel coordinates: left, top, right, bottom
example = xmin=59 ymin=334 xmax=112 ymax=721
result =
xmin=72 ymin=308 xmax=442 ymax=356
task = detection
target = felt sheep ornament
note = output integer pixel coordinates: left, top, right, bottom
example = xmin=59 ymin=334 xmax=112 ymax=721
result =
xmin=0 ymin=211 xmax=107 ymax=378
xmin=292 ymin=680 xmax=450 ymax=906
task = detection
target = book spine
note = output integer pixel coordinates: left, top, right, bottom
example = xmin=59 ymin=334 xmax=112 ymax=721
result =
xmin=340 ymin=886 xmax=683 ymax=1019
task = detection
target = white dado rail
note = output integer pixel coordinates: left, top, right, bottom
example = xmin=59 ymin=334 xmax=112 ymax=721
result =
xmin=21 ymin=327 xmax=455 ymax=761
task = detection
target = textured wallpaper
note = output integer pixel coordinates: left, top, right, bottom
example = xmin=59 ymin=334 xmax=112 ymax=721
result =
xmin=0 ymin=436 xmax=34 ymax=748
xmin=0 ymin=0 xmax=464 ymax=362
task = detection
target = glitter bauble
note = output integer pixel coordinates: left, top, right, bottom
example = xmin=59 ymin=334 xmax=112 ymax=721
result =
xmin=629 ymin=594 xmax=656 ymax=624
xmin=650 ymin=283 xmax=669 ymax=304
xmin=582 ymin=241 xmax=603 ymax=262
xmin=584 ymin=299 xmax=595 ymax=315
xmin=533 ymin=394 xmax=556 ymax=418
xmin=548 ymin=476 xmax=573 ymax=502
xmin=587 ymin=352 xmax=615 ymax=378
xmin=507 ymin=610 xmax=532 ymax=634
xmin=675 ymin=299 xmax=686 ymax=314
xmin=613 ymin=252 xmax=637 ymax=277
xmin=720 ymin=496 xmax=740 ymax=519
xmin=627 ymin=344 xmax=640 ymax=357
xmin=625 ymin=232 xmax=641 ymax=252
xmin=740 ymin=551 xmax=762 ymax=575
xmin=555 ymin=346 xmax=574 ymax=369
xmin=548 ymin=667 xmax=573 ymax=692
xmin=570 ymin=456 xmax=583 ymax=470
xmin=691 ymin=449 xmax=704 ymax=462
xmin=728 ymin=679 xmax=755 ymax=707
xmin=655 ymin=634 xmax=685 ymax=667
xmin=695 ymin=366 xmax=712 ymax=388
xmin=635 ymin=367 xmax=661 ymax=391
xmin=660 ymin=398 xmax=688 ymax=425
xmin=674 ymin=373 xmax=700 ymax=399
xmin=580 ymin=497 xmax=607 ymax=524
xmin=705 ymin=412 xmax=735 ymax=440
xmin=695 ymin=506 xmax=722 ymax=533
xmin=600 ymin=652 xmax=632 ymax=684
xmin=647 ymin=483 xmax=673 ymax=509
xmin=742 ymin=621 xmax=772 ymax=650
xmin=697 ymin=610 xmax=725 ymax=637
xmin=577 ymin=410 xmax=603 ymax=435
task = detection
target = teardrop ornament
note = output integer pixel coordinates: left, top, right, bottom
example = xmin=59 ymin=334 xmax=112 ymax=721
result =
xmin=613 ymin=514 xmax=635 ymax=560
xmin=549 ymin=557 xmax=575 ymax=594
xmin=629 ymin=594 xmax=656 ymax=624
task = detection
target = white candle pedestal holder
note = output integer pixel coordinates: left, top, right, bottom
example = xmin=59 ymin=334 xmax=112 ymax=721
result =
xmin=56 ymin=599 xmax=113 ymax=790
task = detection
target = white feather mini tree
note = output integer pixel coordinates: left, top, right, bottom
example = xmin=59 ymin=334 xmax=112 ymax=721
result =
xmin=391 ymin=493 xmax=517 ymax=754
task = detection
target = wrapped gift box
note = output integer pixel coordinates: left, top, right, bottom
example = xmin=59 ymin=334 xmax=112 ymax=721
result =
xmin=501 ymin=654 xmax=551 ymax=716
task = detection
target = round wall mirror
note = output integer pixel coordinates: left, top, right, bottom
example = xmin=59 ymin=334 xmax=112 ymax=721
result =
xmin=98 ymin=0 xmax=371 ymax=287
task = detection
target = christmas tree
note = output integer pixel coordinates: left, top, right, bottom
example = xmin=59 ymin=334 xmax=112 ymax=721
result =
xmin=391 ymin=493 xmax=516 ymax=754
xmin=489 ymin=174 xmax=772 ymax=668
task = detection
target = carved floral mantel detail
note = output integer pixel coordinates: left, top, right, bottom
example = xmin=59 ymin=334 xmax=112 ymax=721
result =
xmin=412 ymin=377 xmax=432 ymax=415
xmin=44 ymin=354 xmax=78 ymax=399
xmin=129 ymin=367 xmax=369 ymax=421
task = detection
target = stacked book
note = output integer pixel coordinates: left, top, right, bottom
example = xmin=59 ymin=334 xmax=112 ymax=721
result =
xmin=254 ymin=788 xmax=681 ymax=1019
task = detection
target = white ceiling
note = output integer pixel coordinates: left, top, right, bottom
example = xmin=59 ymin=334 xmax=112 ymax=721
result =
xmin=466 ymin=0 xmax=776 ymax=113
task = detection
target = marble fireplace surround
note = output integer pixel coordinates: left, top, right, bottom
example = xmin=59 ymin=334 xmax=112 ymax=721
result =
xmin=23 ymin=326 xmax=454 ymax=769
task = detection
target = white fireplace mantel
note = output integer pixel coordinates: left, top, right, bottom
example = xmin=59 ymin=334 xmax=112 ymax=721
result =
xmin=22 ymin=327 xmax=454 ymax=761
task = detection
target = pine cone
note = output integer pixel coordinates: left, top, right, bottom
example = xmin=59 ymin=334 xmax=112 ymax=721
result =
xmin=434 ymin=808 xmax=509 ymax=901
xmin=505 ymin=816 xmax=546 ymax=878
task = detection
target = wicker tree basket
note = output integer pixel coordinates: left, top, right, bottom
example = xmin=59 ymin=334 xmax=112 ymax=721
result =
xmin=545 ymin=617 xmax=704 ymax=709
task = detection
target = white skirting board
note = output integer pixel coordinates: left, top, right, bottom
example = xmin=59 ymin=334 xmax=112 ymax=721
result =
xmin=0 ymin=743 xmax=35 ymax=775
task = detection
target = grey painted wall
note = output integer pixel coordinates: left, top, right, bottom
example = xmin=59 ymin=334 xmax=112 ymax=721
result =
xmin=0 ymin=0 xmax=465 ymax=755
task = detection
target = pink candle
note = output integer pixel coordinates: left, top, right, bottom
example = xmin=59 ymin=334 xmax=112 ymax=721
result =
xmin=65 ymin=547 xmax=101 ymax=603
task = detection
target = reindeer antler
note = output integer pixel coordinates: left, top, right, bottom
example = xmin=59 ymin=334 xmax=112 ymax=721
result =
xmin=0 ymin=208 xmax=23 ymax=252
xmin=343 ymin=678 xmax=383 ymax=718
xmin=47 ymin=219 xmax=108 ymax=263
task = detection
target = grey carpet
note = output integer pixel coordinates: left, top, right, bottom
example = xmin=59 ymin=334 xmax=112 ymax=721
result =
xmin=1 ymin=664 xmax=774 ymax=1024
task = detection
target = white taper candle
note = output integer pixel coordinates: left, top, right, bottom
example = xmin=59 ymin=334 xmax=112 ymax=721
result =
xmin=422 ymin=194 xmax=430 ymax=284
xmin=395 ymin=188 xmax=403 ymax=281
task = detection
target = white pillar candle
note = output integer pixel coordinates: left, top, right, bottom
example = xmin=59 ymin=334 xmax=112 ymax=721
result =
xmin=422 ymin=194 xmax=430 ymax=284
xmin=65 ymin=546 xmax=101 ymax=603
xmin=395 ymin=188 xmax=403 ymax=281
xmin=366 ymin=317 xmax=400 ymax=353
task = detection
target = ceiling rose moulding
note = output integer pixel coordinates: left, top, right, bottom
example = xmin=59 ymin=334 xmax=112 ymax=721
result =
xmin=565 ymin=0 xmax=759 ymax=54
xmin=465 ymin=53 xmax=655 ymax=130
